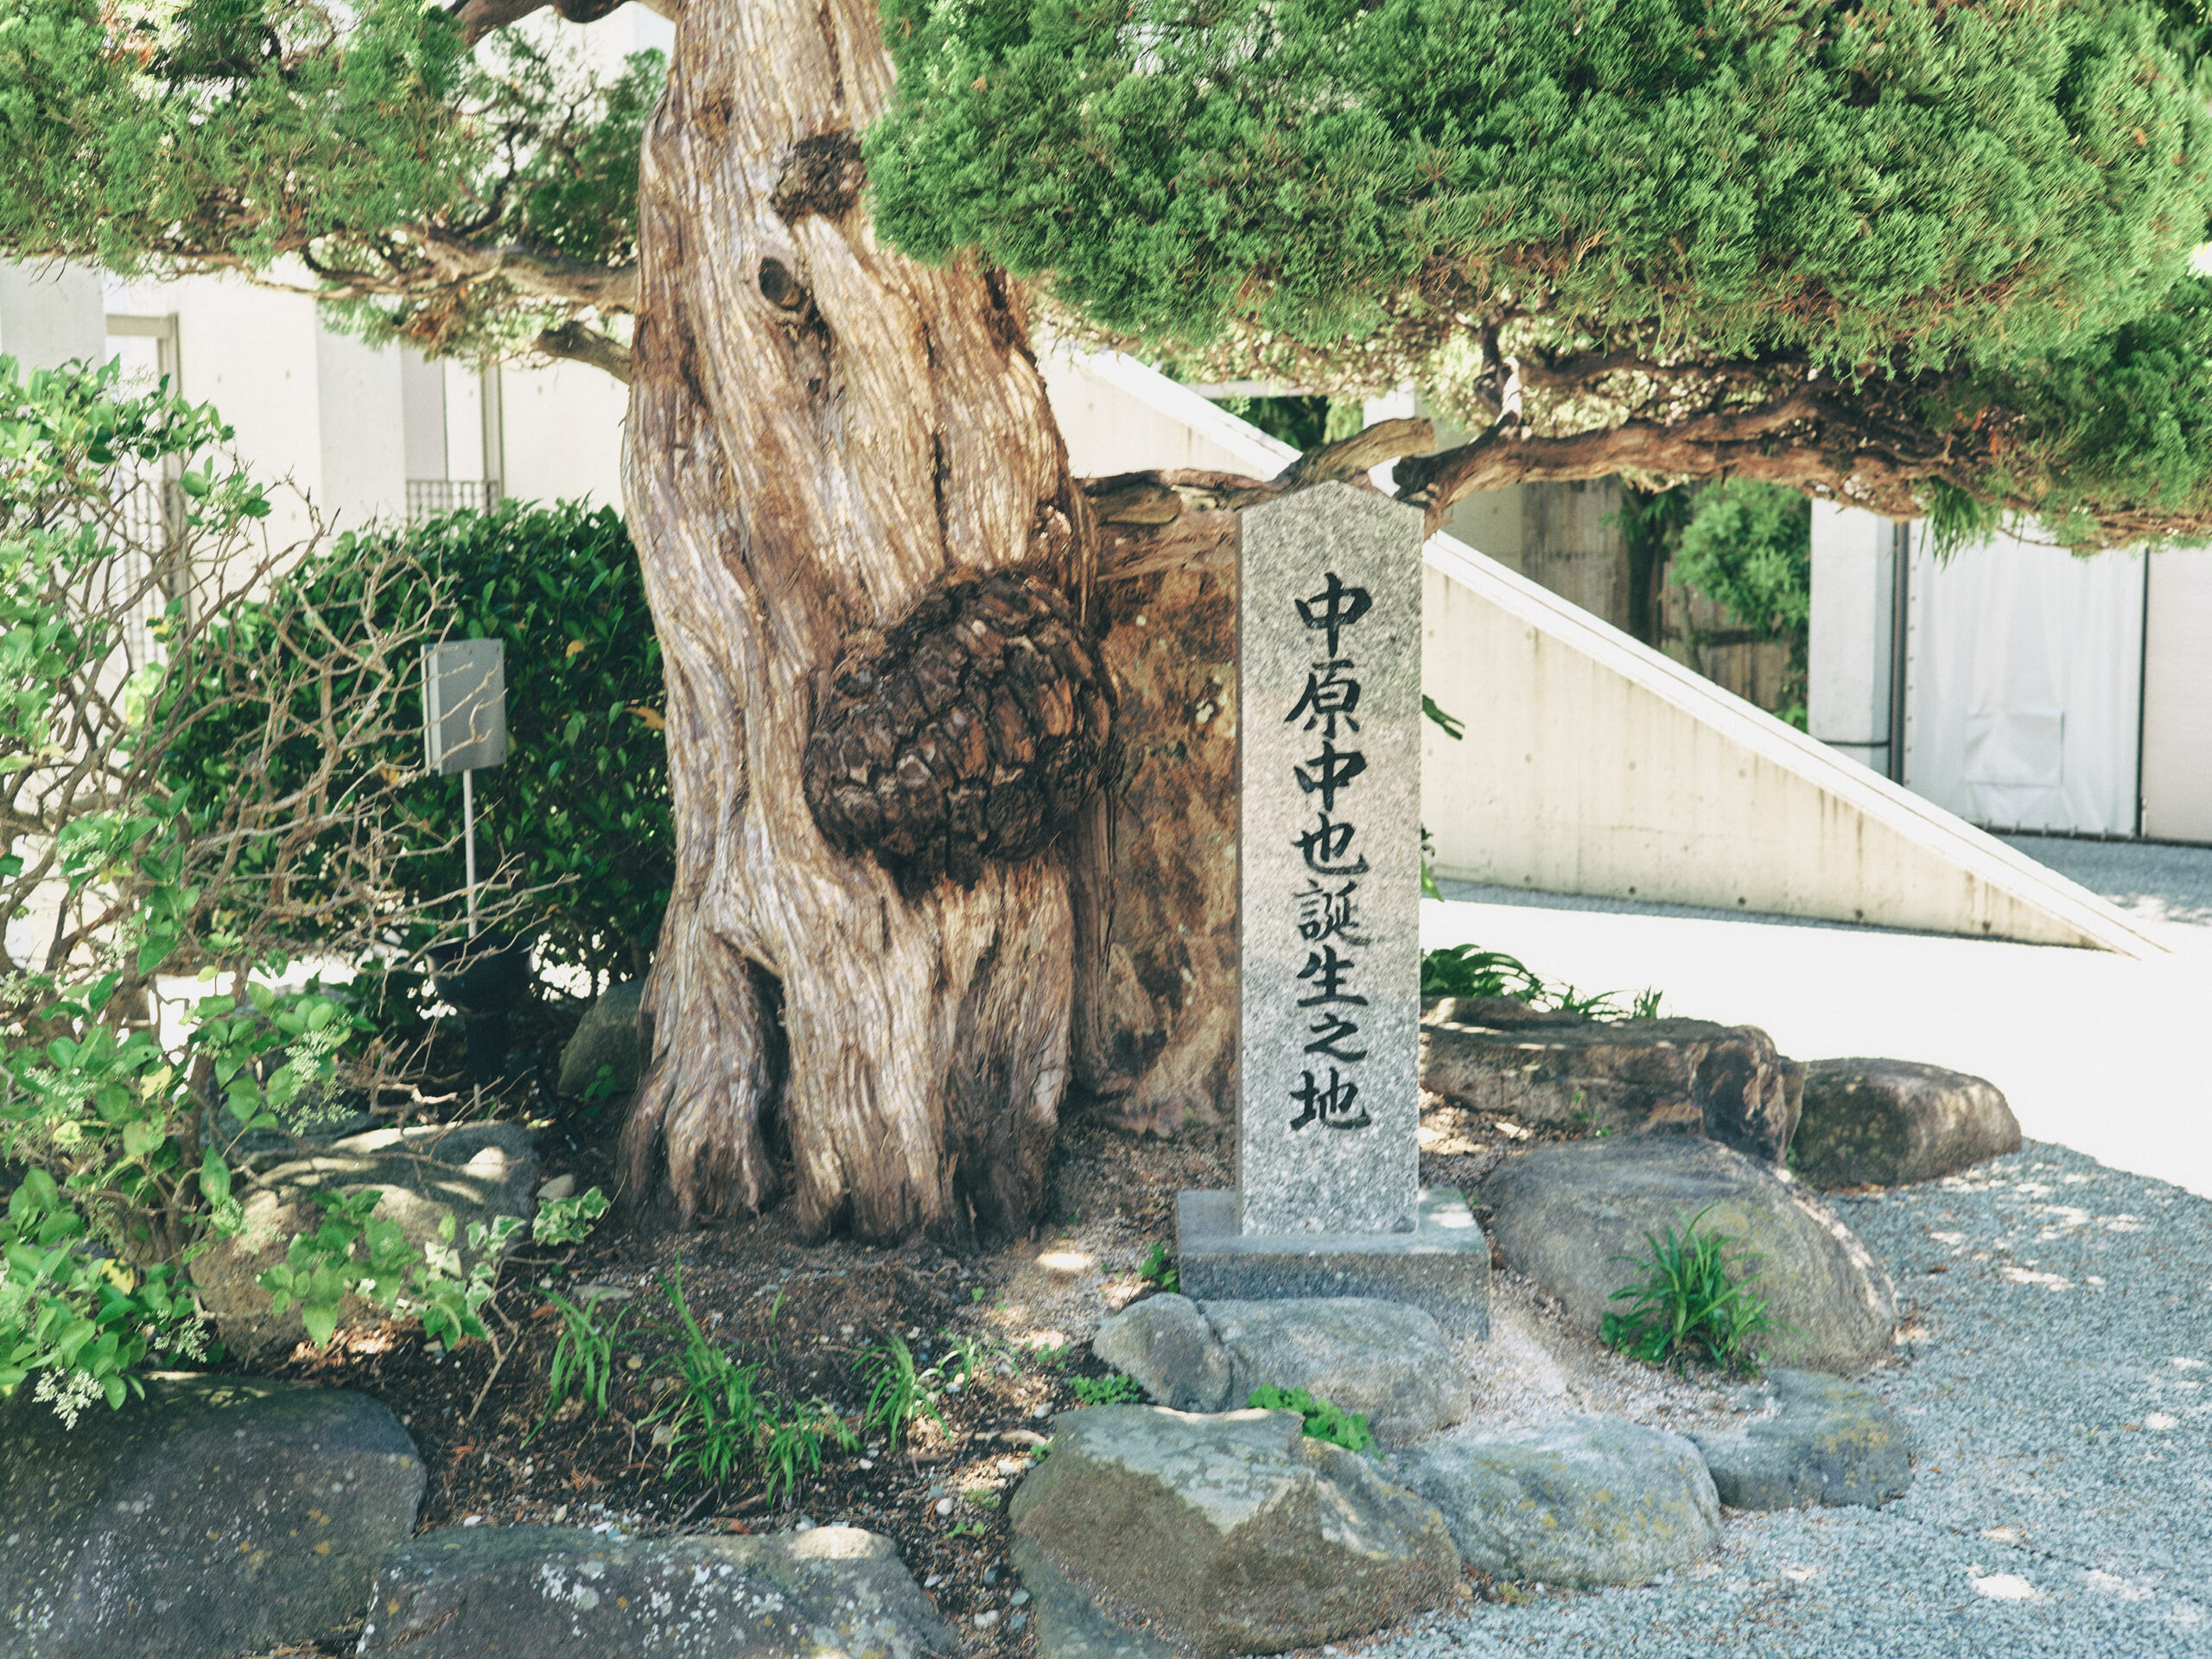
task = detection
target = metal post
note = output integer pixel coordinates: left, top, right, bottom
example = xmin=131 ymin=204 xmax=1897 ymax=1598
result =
xmin=463 ymin=767 xmax=479 ymax=940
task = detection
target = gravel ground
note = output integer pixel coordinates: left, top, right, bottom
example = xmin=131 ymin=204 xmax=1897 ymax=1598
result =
xmin=1350 ymin=1140 xmax=2212 ymax=1658
xmin=2000 ymin=834 xmax=2212 ymax=931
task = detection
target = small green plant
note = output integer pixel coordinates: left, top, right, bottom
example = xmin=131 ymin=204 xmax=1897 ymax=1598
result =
xmin=1568 ymin=1093 xmax=1614 ymax=1140
xmin=1137 ymin=1241 xmax=1179 ymax=1294
xmin=1420 ymin=945 xmax=1545 ymax=1001
xmin=1630 ymin=988 xmax=1664 ymax=1020
xmin=532 ymin=1185 xmax=610 ymax=1247
xmin=1246 ymin=1384 xmax=1373 ymax=1453
xmin=1069 ymin=1371 xmax=1142 ymax=1406
xmin=1599 ymin=1205 xmax=1776 ymax=1377
xmin=529 ymin=1288 xmax=626 ymax=1440
xmin=0 ymin=1171 xmax=208 ymax=1425
xmin=857 ymin=1332 xmax=948 ymax=1450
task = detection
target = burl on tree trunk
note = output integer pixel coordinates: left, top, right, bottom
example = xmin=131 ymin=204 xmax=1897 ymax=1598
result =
xmin=619 ymin=0 xmax=1430 ymax=1240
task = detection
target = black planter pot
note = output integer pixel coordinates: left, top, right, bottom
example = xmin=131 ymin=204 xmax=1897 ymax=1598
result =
xmin=426 ymin=934 xmax=532 ymax=1086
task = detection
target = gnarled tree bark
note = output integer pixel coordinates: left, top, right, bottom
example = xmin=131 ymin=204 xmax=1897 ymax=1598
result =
xmin=619 ymin=0 xmax=1090 ymax=1242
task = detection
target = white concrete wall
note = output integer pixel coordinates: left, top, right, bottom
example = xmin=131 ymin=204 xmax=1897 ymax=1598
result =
xmin=500 ymin=358 xmax=629 ymax=508
xmin=1044 ymin=348 xmax=2158 ymax=957
xmin=315 ymin=323 xmax=408 ymax=531
xmin=1419 ymin=537 xmax=2152 ymax=952
xmin=0 ymin=262 xmax=105 ymax=368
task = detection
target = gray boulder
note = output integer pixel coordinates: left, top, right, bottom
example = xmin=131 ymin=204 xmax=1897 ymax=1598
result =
xmin=558 ymin=979 xmax=646 ymax=1100
xmin=0 ymin=1375 xmax=423 ymax=1659
xmin=1422 ymin=1010 xmax=1801 ymax=1163
xmin=1091 ymin=1295 xmax=1469 ymax=1444
xmin=1482 ymin=1136 xmax=1897 ymax=1375
xmin=361 ymin=1523 xmax=952 ymax=1657
xmin=1690 ymin=1369 xmax=1913 ymax=1510
xmin=192 ymin=1121 xmax=537 ymax=1358
xmin=1010 ymin=1405 xmax=1460 ymax=1658
xmin=1393 ymin=1416 xmax=1720 ymax=1586
xmin=1792 ymin=1058 xmax=2021 ymax=1188
xmin=1091 ymin=1293 xmax=1236 ymax=1413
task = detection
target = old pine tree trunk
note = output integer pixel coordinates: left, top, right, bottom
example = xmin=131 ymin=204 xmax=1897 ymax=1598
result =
xmin=620 ymin=0 xmax=1099 ymax=1242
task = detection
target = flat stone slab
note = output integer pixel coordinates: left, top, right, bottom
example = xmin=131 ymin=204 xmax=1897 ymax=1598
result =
xmin=193 ymin=1121 xmax=537 ymax=1357
xmin=359 ymin=1523 xmax=953 ymax=1656
xmin=0 ymin=1374 xmax=423 ymax=1659
xmin=1792 ymin=1058 xmax=2021 ymax=1188
xmin=1176 ymin=1186 xmax=1491 ymax=1338
xmin=1011 ymin=1405 xmax=1459 ymax=1659
xmin=1092 ymin=1294 xmax=1470 ymax=1443
xmin=1690 ymin=1369 xmax=1913 ymax=1510
xmin=1482 ymin=1136 xmax=1897 ymax=1375
xmin=1393 ymin=1416 xmax=1722 ymax=1586
xmin=1422 ymin=1008 xmax=1802 ymax=1164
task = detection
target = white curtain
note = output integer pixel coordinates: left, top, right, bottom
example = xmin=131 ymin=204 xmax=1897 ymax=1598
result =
xmin=1904 ymin=531 xmax=2144 ymax=836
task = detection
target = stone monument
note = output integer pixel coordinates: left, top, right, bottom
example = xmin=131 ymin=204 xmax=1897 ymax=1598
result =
xmin=1176 ymin=481 xmax=1491 ymax=1334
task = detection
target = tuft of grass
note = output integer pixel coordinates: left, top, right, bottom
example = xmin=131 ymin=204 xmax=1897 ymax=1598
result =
xmin=651 ymin=1273 xmax=770 ymax=1491
xmin=1247 ymin=1384 xmax=1373 ymax=1453
xmin=526 ymin=1287 xmax=625 ymax=1443
xmin=1069 ymin=1371 xmax=1142 ymax=1406
xmin=646 ymin=1273 xmax=855 ymax=1502
xmin=760 ymin=1399 xmax=858 ymax=1508
xmin=1421 ymin=944 xmax=1664 ymax=1025
xmin=1138 ymin=1241 xmax=1179 ymax=1294
xmin=1599 ymin=1205 xmax=1776 ymax=1377
xmin=857 ymin=1333 xmax=947 ymax=1452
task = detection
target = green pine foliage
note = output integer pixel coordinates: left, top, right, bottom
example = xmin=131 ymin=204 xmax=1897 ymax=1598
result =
xmin=162 ymin=500 xmax=671 ymax=978
xmin=869 ymin=0 xmax=2212 ymax=544
xmin=0 ymin=0 xmax=658 ymax=359
xmin=869 ymin=0 xmax=2209 ymax=370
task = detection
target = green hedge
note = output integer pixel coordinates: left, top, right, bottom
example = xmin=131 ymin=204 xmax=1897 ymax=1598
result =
xmin=165 ymin=499 xmax=671 ymax=980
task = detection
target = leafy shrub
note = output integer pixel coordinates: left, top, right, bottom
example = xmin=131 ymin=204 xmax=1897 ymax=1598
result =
xmin=162 ymin=499 xmax=671 ymax=980
xmin=1246 ymin=1384 xmax=1373 ymax=1453
xmin=0 ymin=359 xmax=538 ymax=1419
xmin=1599 ymin=1205 xmax=1776 ymax=1377
xmin=0 ymin=1171 xmax=207 ymax=1425
xmin=1671 ymin=480 xmax=1812 ymax=723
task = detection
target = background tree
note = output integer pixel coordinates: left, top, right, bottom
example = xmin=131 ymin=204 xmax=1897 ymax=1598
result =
xmin=9 ymin=0 xmax=2212 ymax=1241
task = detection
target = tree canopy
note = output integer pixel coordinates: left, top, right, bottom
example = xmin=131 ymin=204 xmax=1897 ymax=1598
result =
xmin=0 ymin=0 xmax=658 ymax=375
xmin=8 ymin=0 xmax=2212 ymax=542
xmin=869 ymin=0 xmax=2212 ymax=546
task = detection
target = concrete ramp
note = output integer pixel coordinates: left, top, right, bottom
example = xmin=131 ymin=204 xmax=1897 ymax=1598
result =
xmin=1040 ymin=347 xmax=2161 ymax=958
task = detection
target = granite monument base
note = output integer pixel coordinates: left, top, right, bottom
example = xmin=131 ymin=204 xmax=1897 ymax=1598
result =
xmin=1175 ymin=1186 xmax=1492 ymax=1338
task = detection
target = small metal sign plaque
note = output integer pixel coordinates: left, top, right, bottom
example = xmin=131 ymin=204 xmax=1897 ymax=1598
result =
xmin=423 ymin=639 xmax=507 ymax=775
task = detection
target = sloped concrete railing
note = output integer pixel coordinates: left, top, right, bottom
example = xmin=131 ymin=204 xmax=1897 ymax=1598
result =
xmin=1419 ymin=534 xmax=2162 ymax=957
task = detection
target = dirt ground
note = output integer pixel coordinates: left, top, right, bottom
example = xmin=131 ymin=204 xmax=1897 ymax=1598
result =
xmin=239 ymin=1029 xmax=1730 ymax=1658
xmin=240 ymin=1072 xmax=1245 ymax=1657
